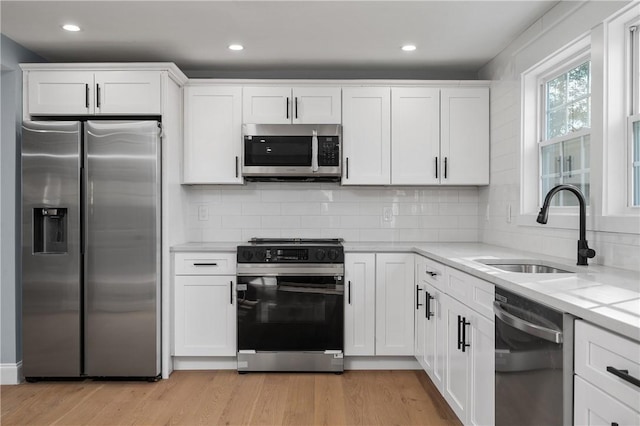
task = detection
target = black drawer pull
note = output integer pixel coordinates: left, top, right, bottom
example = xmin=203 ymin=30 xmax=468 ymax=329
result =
xmin=229 ymin=281 xmax=233 ymax=304
xmin=348 ymin=281 xmax=351 ymax=305
xmin=457 ymin=315 xmax=462 ymax=350
xmin=193 ymin=262 xmax=218 ymax=266
xmin=416 ymin=285 xmax=423 ymax=309
xmin=606 ymin=366 xmax=640 ymax=388
xmin=426 ymin=270 xmax=438 ymax=277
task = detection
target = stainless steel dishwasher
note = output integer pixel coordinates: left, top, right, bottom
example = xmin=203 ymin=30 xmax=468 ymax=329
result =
xmin=494 ymin=287 xmax=574 ymax=426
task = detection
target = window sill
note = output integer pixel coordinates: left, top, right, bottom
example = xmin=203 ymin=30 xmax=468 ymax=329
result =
xmin=518 ymin=213 xmax=640 ymax=234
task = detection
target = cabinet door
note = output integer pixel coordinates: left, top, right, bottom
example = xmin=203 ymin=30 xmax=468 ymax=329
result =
xmin=292 ymin=87 xmax=341 ymax=124
xmin=183 ymin=86 xmax=242 ymax=184
xmin=440 ymin=87 xmax=489 ymax=185
xmin=342 ymin=87 xmax=391 ymax=185
xmin=443 ymin=294 xmax=470 ymax=423
xmin=375 ymin=253 xmax=414 ymax=355
xmin=27 ymin=71 xmax=94 ymax=115
xmin=344 ymin=253 xmax=376 ymax=356
xmin=174 ymin=275 xmax=236 ymax=356
xmin=468 ymin=310 xmax=495 ymax=426
xmin=574 ymin=376 xmax=640 ymax=426
xmin=391 ymin=87 xmax=440 ymax=184
xmin=243 ymin=87 xmax=292 ymax=124
xmin=94 ymin=71 xmax=161 ymax=115
xmin=423 ymin=282 xmax=445 ymax=393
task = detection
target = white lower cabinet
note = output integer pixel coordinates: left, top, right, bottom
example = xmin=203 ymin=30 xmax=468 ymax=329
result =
xmin=343 ymin=252 xmax=414 ymax=357
xmin=574 ymin=320 xmax=640 ymax=426
xmin=344 ymin=253 xmax=376 ymax=356
xmin=375 ymin=253 xmax=415 ymax=355
xmin=415 ymin=254 xmax=494 ymax=426
xmin=173 ymin=253 xmax=236 ymax=356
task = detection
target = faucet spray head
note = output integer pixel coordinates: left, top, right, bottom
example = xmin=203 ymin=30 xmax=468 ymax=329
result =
xmin=536 ymin=208 xmax=548 ymax=224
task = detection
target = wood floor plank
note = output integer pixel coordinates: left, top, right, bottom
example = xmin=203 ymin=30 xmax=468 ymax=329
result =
xmin=1 ymin=370 xmax=463 ymax=426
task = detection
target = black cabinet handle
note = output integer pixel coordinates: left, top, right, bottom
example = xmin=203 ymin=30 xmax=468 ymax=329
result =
xmin=230 ymin=281 xmax=233 ymax=304
xmin=435 ymin=157 xmax=438 ymax=179
xmin=606 ymin=366 xmax=640 ymax=388
xmin=96 ymin=84 xmax=101 ymax=108
xmin=347 ymin=281 xmax=351 ymax=304
xmin=457 ymin=315 xmax=462 ymax=350
xmin=286 ymin=97 xmax=289 ymax=119
xmin=426 ymin=292 xmax=434 ymax=320
xmin=193 ymin=262 xmax=218 ymax=266
xmin=85 ymin=84 xmax=90 ymax=108
xmin=444 ymin=157 xmax=448 ymax=179
xmin=426 ymin=270 xmax=438 ymax=277
xmin=461 ymin=317 xmax=471 ymax=352
xmin=345 ymin=157 xmax=349 ymax=179
xmin=235 ymin=156 xmax=239 ymax=178
xmin=416 ymin=285 xmax=423 ymax=309
xmin=611 ymin=423 xmax=619 ymax=426
xmin=295 ymin=97 xmax=298 ymax=119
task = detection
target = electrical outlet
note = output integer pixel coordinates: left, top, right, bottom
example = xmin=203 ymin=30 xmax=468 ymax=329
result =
xmin=198 ymin=205 xmax=209 ymax=221
xmin=383 ymin=206 xmax=393 ymax=222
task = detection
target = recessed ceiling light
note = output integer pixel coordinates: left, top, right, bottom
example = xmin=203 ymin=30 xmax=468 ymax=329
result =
xmin=228 ymin=44 xmax=244 ymax=51
xmin=402 ymin=44 xmax=417 ymax=52
xmin=62 ymin=24 xmax=81 ymax=32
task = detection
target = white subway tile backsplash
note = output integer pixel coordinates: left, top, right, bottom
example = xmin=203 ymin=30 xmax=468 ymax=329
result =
xmin=184 ymin=185 xmax=479 ymax=244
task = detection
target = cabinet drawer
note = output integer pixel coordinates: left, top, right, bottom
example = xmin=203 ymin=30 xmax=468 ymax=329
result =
xmin=574 ymin=375 xmax=640 ymax=426
xmin=416 ymin=255 xmax=446 ymax=291
xmin=444 ymin=267 xmax=494 ymax=319
xmin=575 ymin=320 xmax=640 ymax=410
xmin=174 ymin=252 xmax=236 ymax=275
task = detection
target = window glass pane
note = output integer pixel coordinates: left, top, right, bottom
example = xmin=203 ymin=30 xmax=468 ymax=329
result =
xmin=540 ymin=136 xmax=590 ymax=207
xmin=568 ymin=98 xmax=590 ymax=132
xmin=634 ymin=121 xmax=640 ymax=206
xmin=547 ymin=109 xmax=566 ymax=139
xmin=541 ymin=143 xmax=562 ymax=176
xmin=546 ymin=75 xmax=566 ymax=109
xmin=567 ymin=62 xmax=590 ymax=100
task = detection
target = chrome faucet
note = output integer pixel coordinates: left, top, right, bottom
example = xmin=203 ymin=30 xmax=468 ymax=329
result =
xmin=536 ymin=184 xmax=596 ymax=266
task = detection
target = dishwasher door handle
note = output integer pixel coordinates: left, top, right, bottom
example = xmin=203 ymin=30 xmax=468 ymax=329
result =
xmin=493 ymin=301 xmax=563 ymax=344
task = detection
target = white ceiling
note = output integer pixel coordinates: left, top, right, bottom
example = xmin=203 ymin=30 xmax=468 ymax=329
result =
xmin=1 ymin=1 xmax=560 ymax=78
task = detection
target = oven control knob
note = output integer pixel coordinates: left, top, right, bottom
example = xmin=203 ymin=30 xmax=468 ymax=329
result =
xmin=242 ymin=250 xmax=253 ymax=261
xmin=255 ymin=250 xmax=266 ymax=261
xmin=315 ymin=249 xmax=326 ymax=261
xmin=328 ymin=249 xmax=339 ymax=261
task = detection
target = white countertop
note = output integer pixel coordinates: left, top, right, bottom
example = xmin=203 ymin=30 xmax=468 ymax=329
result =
xmin=171 ymin=241 xmax=640 ymax=341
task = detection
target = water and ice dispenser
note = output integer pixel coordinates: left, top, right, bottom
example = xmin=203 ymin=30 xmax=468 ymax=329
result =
xmin=33 ymin=208 xmax=68 ymax=254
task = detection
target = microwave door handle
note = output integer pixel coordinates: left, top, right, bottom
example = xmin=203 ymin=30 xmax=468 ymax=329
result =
xmin=311 ymin=129 xmax=319 ymax=172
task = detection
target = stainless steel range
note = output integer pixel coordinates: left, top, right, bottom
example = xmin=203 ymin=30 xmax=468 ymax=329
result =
xmin=236 ymin=238 xmax=344 ymax=373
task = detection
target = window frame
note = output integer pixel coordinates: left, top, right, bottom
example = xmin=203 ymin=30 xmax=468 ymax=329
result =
xmin=520 ymin=35 xmax=591 ymax=225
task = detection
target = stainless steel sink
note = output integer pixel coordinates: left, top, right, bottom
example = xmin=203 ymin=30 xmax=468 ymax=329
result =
xmin=477 ymin=259 xmax=574 ymax=274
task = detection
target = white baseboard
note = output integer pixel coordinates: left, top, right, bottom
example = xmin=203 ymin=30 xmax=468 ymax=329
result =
xmin=172 ymin=356 xmax=420 ymax=372
xmin=0 ymin=361 xmax=23 ymax=385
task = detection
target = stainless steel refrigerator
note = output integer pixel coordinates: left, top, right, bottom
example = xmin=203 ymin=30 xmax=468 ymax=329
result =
xmin=21 ymin=120 xmax=161 ymax=379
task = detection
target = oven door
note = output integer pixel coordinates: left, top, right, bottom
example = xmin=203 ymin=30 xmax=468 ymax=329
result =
xmin=237 ymin=271 xmax=344 ymax=352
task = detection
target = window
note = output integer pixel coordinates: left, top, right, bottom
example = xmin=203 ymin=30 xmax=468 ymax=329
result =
xmin=539 ymin=60 xmax=591 ymax=206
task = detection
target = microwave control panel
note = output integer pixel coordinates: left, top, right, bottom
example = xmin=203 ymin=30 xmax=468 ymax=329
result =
xmin=318 ymin=137 xmax=340 ymax=167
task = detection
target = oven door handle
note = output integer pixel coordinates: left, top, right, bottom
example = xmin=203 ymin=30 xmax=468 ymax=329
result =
xmin=493 ymin=301 xmax=563 ymax=344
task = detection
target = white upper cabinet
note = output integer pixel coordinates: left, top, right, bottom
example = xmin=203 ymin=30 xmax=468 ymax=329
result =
xmin=440 ymin=87 xmax=489 ymax=185
xmin=391 ymin=87 xmax=440 ymax=185
xmin=342 ymin=87 xmax=391 ymax=185
xmin=242 ymin=86 xmax=341 ymax=124
xmin=183 ymin=85 xmax=243 ymax=184
xmin=26 ymin=70 xmax=161 ymax=115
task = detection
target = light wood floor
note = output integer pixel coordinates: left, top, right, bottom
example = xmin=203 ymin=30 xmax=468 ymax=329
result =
xmin=1 ymin=370 xmax=462 ymax=426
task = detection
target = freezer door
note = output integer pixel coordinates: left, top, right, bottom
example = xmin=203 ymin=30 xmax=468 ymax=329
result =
xmin=22 ymin=121 xmax=82 ymax=377
xmin=84 ymin=120 xmax=161 ymax=377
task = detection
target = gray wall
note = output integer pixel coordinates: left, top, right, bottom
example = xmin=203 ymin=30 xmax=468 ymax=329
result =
xmin=1 ymin=34 xmax=45 ymax=365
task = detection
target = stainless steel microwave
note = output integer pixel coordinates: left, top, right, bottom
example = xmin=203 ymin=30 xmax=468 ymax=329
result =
xmin=242 ymin=124 xmax=341 ymax=181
